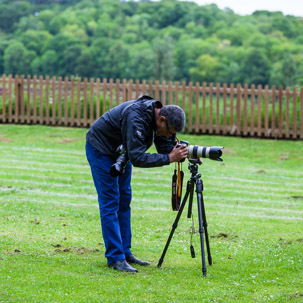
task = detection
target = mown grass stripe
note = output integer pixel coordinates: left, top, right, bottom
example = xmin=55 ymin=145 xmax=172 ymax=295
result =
xmin=1 ymin=187 xmax=301 ymax=210
xmin=1 ymin=174 xmax=302 ymax=196
xmin=0 ymin=158 xmax=302 ymax=178
xmin=2 ymin=165 xmax=303 ymax=185
xmin=0 ymin=181 xmax=293 ymax=199
xmin=1 ymin=197 xmax=302 ymax=221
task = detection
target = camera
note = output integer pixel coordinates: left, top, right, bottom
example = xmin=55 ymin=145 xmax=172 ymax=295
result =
xmin=177 ymin=140 xmax=224 ymax=161
xmin=110 ymin=145 xmax=129 ymax=177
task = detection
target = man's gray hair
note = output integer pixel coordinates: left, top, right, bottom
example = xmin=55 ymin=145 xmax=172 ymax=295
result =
xmin=159 ymin=105 xmax=186 ymax=132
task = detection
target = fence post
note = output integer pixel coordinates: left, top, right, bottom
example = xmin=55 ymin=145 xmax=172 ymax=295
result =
xmin=45 ymin=76 xmax=50 ymax=125
xmin=39 ymin=75 xmax=43 ymax=124
xmin=19 ymin=75 xmax=25 ymax=123
xmin=148 ymin=79 xmax=153 ymax=97
xmin=236 ymin=83 xmax=242 ymax=135
xmin=264 ymin=85 xmax=269 ymax=137
xmin=89 ymin=77 xmax=94 ymax=125
xmin=250 ymin=84 xmax=255 ymax=136
xmin=83 ymin=77 xmax=88 ymax=126
xmin=64 ymin=76 xmax=69 ymax=126
xmin=122 ymin=79 xmax=127 ymax=102
xmin=155 ymin=80 xmax=160 ymax=100
xmin=58 ymin=76 xmax=62 ymax=125
xmin=96 ymin=78 xmax=101 ymax=117
xmin=229 ymin=83 xmax=234 ymax=134
xmin=188 ymin=81 xmax=193 ymax=133
xmin=278 ymin=86 xmax=283 ymax=138
xmin=300 ymin=87 xmax=303 ymax=139
xmin=257 ymin=84 xmax=262 ymax=137
xmin=202 ymin=82 xmax=206 ymax=134
xmin=115 ymin=78 xmax=120 ymax=106
xmin=271 ymin=85 xmax=276 ymax=138
xmin=285 ymin=86 xmax=290 ymax=138
xmin=51 ymin=76 xmax=56 ymax=125
xmin=14 ymin=75 xmax=20 ymax=123
xmin=76 ymin=77 xmax=81 ymax=126
xmin=70 ymin=77 xmax=75 ymax=126
xmin=2 ymin=75 xmax=6 ymax=123
xmin=243 ymin=84 xmax=248 ymax=136
xmin=182 ymin=81 xmax=186 ymax=131
xmin=127 ymin=79 xmax=133 ymax=101
xmin=209 ymin=82 xmax=213 ymax=134
xmin=292 ymin=87 xmax=297 ymax=139
xmin=175 ymin=81 xmax=179 ymax=108
xmin=32 ymin=75 xmax=37 ymax=123
xmin=141 ymin=79 xmax=146 ymax=96
xmin=216 ymin=82 xmax=220 ymax=134
xmin=222 ymin=83 xmax=227 ymax=135
xmin=195 ymin=81 xmax=200 ymax=133
xmin=161 ymin=80 xmax=166 ymax=105
xmin=26 ymin=75 xmax=31 ymax=124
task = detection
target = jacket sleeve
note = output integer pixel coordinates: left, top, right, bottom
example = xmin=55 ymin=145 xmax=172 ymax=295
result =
xmin=121 ymin=110 xmax=170 ymax=168
xmin=154 ymin=135 xmax=175 ymax=154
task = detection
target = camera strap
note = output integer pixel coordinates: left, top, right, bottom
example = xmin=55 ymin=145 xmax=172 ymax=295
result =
xmin=171 ymin=161 xmax=184 ymax=211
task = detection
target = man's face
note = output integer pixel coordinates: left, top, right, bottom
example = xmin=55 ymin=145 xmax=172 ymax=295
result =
xmin=156 ymin=116 xmax=176 ymax=138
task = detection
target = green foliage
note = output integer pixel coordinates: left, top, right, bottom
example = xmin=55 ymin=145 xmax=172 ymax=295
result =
xmin=189 ymin=54 xmax=220 ymax=83
xmin=3 ymin=41 xmax=35 ymax=75
xmin=154 ymin=36 xmax=176 ymax=80
xmin=240 ymin=48 xmax=271 ymax=85
xmin=0 ymin=0 xmax=303 ymax=87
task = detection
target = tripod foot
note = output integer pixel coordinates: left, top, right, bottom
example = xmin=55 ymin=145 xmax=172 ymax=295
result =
xmin=157 ymin=258 xmax=164 ymax=268
xmin=208 ymin=256 xmax=212 ymax=265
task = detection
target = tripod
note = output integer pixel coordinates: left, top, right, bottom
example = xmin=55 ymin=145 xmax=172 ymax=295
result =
xmin=157 ymin=159 xmax=212 ymax=276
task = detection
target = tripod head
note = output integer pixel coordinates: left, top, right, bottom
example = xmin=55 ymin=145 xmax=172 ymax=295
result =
xmin=188 ymin=158 xmax=202 ymax=179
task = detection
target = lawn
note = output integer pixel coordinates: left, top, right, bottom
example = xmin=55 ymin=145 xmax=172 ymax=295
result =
xmin=0 ymin=124 xmax=302 ymax=302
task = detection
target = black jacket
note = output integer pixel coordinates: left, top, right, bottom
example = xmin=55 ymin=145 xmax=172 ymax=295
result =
xmin=86 ymin=95 xmax=175 ymax=168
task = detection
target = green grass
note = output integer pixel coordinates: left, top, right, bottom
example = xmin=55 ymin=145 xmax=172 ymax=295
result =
xmin=0 ymin=124 xmax=303 ymax=302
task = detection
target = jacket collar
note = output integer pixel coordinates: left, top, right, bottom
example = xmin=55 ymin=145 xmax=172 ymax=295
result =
xmin=152 ymin=100 xmax=162 ymax=131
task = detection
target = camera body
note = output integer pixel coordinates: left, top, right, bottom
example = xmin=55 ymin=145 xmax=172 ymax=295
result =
xmin=110 ymin=145 xmax=129 ymax=177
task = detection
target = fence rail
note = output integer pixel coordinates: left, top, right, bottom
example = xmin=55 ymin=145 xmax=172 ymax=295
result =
xmin=1 ymin=74 xmax=303 ymax=139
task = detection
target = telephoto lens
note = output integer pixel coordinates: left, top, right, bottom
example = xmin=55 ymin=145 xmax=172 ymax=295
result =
xmin=187 ymin=145 xmax=224 ymax=161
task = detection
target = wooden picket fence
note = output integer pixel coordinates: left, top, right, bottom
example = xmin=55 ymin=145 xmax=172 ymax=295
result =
xmin=0 ymin=74 xmax=303 ymax=139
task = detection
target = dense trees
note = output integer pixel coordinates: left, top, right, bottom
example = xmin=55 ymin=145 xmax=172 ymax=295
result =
xmin=0 ymin=0 xmax=303 ymax=87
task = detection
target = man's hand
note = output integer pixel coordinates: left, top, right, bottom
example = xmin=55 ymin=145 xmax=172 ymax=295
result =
xmin=169 ymin=144 xmax=188 ymax=163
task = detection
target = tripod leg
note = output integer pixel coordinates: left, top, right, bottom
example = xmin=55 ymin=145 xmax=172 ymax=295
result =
xmin=196 ymin=179 xmax=207 ymax=276
xmin=201 ymin=189 xmax=212 ymax=266
xmin=157 ymin=179 xmax=194 ymax=268
xmin=187 ymin=182 xmax=194 ymax=218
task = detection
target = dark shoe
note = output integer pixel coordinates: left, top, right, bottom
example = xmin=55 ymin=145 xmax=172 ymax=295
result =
xmin=109 ymin=260 xmax=138 ymax=273
xmin=126 ymin=255 xmax=150 ymax=266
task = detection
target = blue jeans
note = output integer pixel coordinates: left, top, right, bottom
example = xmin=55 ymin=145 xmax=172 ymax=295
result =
xmin=86 ymin=141 xmax=132 ymax=265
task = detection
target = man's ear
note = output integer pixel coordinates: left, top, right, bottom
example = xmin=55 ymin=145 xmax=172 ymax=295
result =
xmin=159 ymin=116 xmax=166 ymax=123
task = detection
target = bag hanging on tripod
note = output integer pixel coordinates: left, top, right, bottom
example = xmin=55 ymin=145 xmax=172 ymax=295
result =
xmin=171 ymin=162 xmax=184 ymax=211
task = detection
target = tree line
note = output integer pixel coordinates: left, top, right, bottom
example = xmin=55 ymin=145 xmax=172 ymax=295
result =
xmin=0 ymin=0 xmax=303 ymax=87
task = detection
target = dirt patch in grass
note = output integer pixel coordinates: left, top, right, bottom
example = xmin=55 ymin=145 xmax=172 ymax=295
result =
xmin=289 ymin=195 xmax=303 ymax=200
xmin=58 ymin=138 xmax=85 ymax=144
xmin=290 ymin=291 xmax=303 ymax=299
xmin=256 ymin=170 xmax=266 ymax=174
xmin=0 ymin=134 xmax=12 ymax=142
xmin=211 ymin=232 xmax=238 ymax=241
xmin=211 ymin=232 xmax=229 ymax=238
xmin=52 ymin=244 xmax=100 ymax=254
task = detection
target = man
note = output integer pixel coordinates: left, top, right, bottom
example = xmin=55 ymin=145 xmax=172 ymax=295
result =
xmin=86 ymin=95 xmax=188 ymax=272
